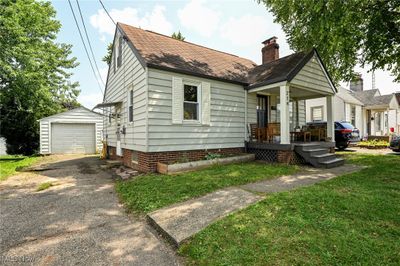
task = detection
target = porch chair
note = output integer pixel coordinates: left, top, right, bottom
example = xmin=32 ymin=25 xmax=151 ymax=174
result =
xmin=248 ymin=123 xmax=267 ymax=142
xmin=267 ymin=123 xmax=280 ymax=142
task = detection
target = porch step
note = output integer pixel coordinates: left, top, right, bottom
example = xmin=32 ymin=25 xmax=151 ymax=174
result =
xmin=319 ymin=158 xmax=345 ymax=168
xmin=294 ymin=144 xmax=344 ymax=168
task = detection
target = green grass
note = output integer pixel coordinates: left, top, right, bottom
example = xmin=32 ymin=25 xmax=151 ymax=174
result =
xmin=179 ymin=154 xmax=400 ymax=265
xmin=0 ymin=155 xmax=40 ymax=181
xmin=116 ymin=162 xmax=298 ymax=213
xmin=36 ymin=182 xmax=54 ymax=191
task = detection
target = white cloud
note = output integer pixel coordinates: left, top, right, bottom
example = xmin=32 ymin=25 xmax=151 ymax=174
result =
xmin=90 ymin=5 xmax=173 ymax=36
xmin=78 ymin=92 xmax=103 ymax=109
xmin=178 ymin=0 xmax=220 ymax=37
xmin=220 ymin=15 xmax=271 ymax=47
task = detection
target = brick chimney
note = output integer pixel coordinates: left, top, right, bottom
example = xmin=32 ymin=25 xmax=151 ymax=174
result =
xmin=350 ymin=73 xmax=363 ymax=92
xmin=262 ymin=37 xmax=279 ymax=64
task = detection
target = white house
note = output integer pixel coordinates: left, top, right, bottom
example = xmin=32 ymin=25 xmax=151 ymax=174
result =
xmin=39 ymin=107 xmax=103 ymax=154
xmin=352 ymin=89 xmax=399 ymax=137
xmin=306 ymin=86 xmax=364 ymax=130
xmin=306 ymin=75 xmax=400 ymax=138
xmin=94 ymin=23 xmax=341 ymax=171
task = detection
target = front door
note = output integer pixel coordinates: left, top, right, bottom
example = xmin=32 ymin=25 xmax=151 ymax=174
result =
xmin=257 ymin=95 xmax=268 ymax=127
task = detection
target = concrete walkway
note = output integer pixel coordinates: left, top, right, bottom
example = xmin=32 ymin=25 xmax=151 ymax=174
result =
xmin=148 ymin=164 xmax=363 ymax=247
xmin=0 ymin=155 xmax=179 ymax=266
xmin=147 ymin=188 xmax=261 ymax=247
xmin=241 ymin=164 xmax=362 ymax=193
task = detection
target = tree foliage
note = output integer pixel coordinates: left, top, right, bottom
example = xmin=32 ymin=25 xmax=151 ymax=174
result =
xmin=103 ymin=42 xmax=113 ymax=65
xmin=259 ymin=0 xmax=400 ymax=83
xmin=0 ymin=0 xmax=80 ymax=155
xmin=172 ymin=31 xmax=185 ymax=41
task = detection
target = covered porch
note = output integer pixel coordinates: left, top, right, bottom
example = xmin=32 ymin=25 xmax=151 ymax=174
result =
xmin=246 ymin=82 xmax=336 ymax=145
xmin=244 ymin=49 xmax=342 ymax=168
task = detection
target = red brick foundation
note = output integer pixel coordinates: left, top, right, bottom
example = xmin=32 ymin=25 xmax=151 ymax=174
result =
xmin=107 ymin=147 xmax=244 ymax=172
xmin=277 ymin=150 xmax=293 ymax=164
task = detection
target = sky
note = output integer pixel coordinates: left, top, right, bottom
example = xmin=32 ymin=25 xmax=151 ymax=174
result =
xmin=52 ymin=0 xmax=400 ymax=109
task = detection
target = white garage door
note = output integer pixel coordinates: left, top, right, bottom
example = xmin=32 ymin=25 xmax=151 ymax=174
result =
xmin=51 ymin=123 xmax=95 ymax=154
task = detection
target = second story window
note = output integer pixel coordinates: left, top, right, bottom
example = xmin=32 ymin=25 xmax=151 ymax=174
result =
xmin=115 ymin=35 xmax=123 ymax=70
xmin=183 ymin=84 xmax=199 ymax=120
xmin=128 ymin=89 xmax=133 ymax=122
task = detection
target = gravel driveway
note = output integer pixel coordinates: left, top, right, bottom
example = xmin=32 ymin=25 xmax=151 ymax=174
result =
xmin=0 ymin=155 xmax=179 ymax=265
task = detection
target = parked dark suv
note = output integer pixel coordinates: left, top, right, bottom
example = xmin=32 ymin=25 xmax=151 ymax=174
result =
xmin=335 ymin=121 xmax=360 ymax=150
xmin=389 ymin=135 xmax=400 ymax=152
xmin=306 ymin=121 xmax=360 ymax=150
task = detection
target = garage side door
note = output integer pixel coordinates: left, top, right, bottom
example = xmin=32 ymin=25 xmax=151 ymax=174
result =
xmin=51 ymin=123 xmax=95 ymax=154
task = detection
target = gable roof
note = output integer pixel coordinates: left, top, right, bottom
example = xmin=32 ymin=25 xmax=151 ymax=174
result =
xmin=367 ymin=95 xmax=394 ymax=107
xmin=351 ymin=89 xmax=380 ymax=105
xmin=352 ymin=89 xmax=397 ymax=108
xmin=119 ymin=23 xmax=256 ymax=84
xmin=118 ymin=23 xmax=335 ymax=91
xmin=336 ymin=87 xmax=363 ymax=105
xmin=395 ymin=92 xmax=400 ymax=105
xmin=246 ymin=51 xmax=311 ymax=88
xmin=39 ymin=107 xmax=102 ymax=121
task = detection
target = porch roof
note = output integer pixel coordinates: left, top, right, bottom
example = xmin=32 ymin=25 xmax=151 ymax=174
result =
xmin=245 ymin=49 xmax=337 ymax=93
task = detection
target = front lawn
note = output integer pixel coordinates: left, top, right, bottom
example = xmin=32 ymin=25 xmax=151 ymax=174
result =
xmin=0 ymin=155 xmax=41 ymax=181
xmin=116 ymin=162 xmax=298 ymax=213
xmin=180 ymin=153 xmax=400 ymax=265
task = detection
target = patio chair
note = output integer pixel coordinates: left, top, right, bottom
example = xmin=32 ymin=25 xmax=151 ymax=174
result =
xmin=267 ymin=123 xmax=280 ymax=142
xmin=249 ymin=123 xmax=267 ymax=142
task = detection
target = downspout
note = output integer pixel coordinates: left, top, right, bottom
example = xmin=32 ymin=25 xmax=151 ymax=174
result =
xmin=244 ymin=89 xmax=248 ymax=148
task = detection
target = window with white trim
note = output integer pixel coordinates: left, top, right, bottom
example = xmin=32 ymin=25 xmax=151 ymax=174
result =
xmin=183 ymin=84 xmax=199 ymax=120
xmin=350 ymin=105 xmax=356 ymax=126
xmin=115 ymin=35 xmax=122 ymax=70
xmin=311 ymin=106 xmax=323 ymax=121
xmin=128 ymin=89 xmax=133 ymax=122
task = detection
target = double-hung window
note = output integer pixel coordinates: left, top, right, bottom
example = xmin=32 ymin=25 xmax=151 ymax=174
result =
xmin=128 ymin=89 xmax=133 ymax=122
xmin=183 ymin=84 xmax=199 ymax=120
xmin=311 ymin=106 xmax=323 ymax=121
xmin=115 ymin=36 xmax=122 ymax=70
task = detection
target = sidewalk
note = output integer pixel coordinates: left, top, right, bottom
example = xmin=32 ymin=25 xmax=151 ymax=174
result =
xmin=147 ymin=164 xmax=363 ymax=247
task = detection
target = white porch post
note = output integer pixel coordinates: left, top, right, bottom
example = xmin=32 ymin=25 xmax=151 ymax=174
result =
xmin=326 ymin=95 xmax=335 ymax=142
xmin=280 ymin=84 xmax=290 ymax=144
xmin=386 ymin=108 xmax=390 ymax=135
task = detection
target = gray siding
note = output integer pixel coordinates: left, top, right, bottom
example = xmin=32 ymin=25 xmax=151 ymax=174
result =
xmin=147 ymin=68 xmax=247 ymax=152
xmin=39 ymin=107 xmax=103 ymax=154
xmin=103 ymin=31 xmax=147 ymax=152
xmin=291 ymin=55 xmax=334 ymax=95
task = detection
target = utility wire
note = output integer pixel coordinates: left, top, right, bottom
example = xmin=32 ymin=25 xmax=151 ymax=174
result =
xmin=75 ymin=0 xmax=105 ymax=86
xmin=67 ymin=0 xmax=104 ymax=95
xmin=99 ymin=0 xmax=116 ymax=26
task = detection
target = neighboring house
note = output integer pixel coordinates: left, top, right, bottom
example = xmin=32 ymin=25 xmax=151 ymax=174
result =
xmin=95 ymin=23 xmax=338 ymax=172
xmin=39 ymin=107 xmax=103 ymax=154
xmin=352 ymin=88 xmax=399 ymax=137
xmin=306 ymin=86 xmax=364 ymax=131
xmin=306 ymin=75 xmax=400 ymax=138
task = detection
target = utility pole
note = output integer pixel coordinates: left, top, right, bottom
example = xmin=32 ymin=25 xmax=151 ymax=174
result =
xmin=372 ymin=70 xmax=376 ymax=90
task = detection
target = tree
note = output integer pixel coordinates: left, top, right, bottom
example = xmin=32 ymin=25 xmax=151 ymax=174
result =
xmin=172 ymin=31 xmax=185 ymax=41
xmin=0 ymin=0 xmax=80 ymax=155
xmin=103 ymin=42 xmax=113 ymax=65
xmin=258 ymin=0 xmax=400 ymax=83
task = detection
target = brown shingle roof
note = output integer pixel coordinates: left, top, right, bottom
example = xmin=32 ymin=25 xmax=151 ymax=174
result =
xmin=119 ymin=23 xmax=256 ymax=84
xmin=118 ymin=23 xmax=332 ymax=90
xmin=246 ymin=51 xmax=312 ymax=88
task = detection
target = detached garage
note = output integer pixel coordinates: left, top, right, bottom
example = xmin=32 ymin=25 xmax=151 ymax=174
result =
xmin=39 ymin=107 xmax=103 ymax=154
